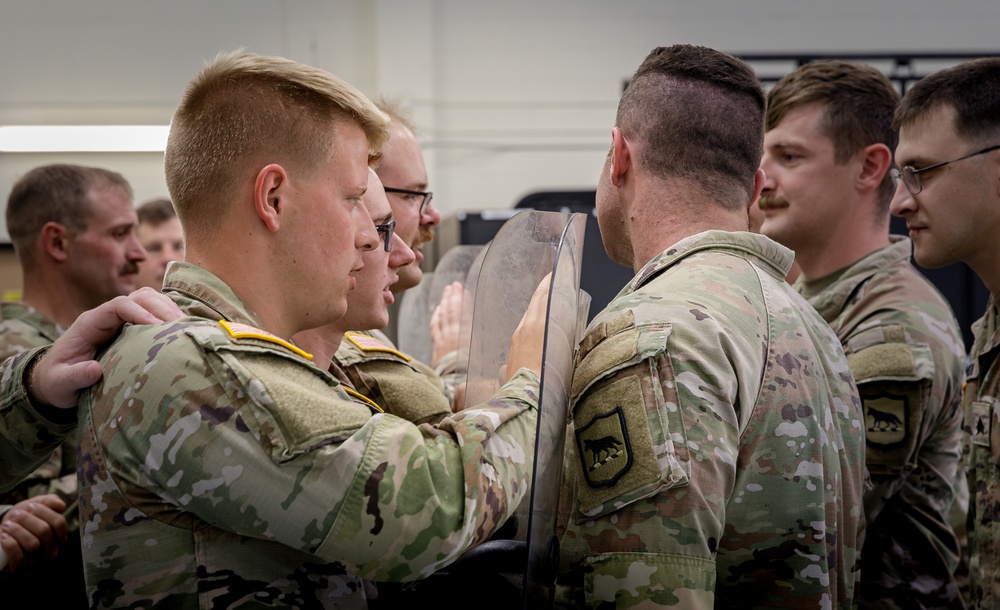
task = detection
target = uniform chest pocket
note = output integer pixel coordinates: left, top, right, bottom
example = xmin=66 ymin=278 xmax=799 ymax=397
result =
xmin=570 ymin=322 xmax=689 ymax=522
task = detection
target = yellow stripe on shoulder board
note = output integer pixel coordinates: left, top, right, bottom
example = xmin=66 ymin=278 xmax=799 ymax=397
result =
xmin=345 ymin=332 xmax=411 ymax=361
xmin=219 ymin=320 xmax=313 ymax=360
xmin=343 ymin=386 xmax=384 ymax=412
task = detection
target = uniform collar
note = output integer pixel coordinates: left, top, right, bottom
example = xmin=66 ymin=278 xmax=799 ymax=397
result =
xmin=0 ymin=301 xmax=63 ymax=342
xmin=626 ymin=230 xmax=794 ymax=295
xmin=162 ymin=261 xmax=267 ymax=328
xmin=796 ymin=236 xmax=912 ymax=323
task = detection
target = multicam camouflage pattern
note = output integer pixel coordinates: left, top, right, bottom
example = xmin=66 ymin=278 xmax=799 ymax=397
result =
xmin=797 ymin=236 xmax=966 ymax=609
xmin=963 ymin=293 xmax=1000 ymax=608
xmin=0 ymin=302 xmax=78 ymax=529
xmin=0 ymin=346 xmax=75 ymax=493
xmin=333 ymin=330 xmax=453 ymax=425
xmin=554 ymin=231 xmax=866 ymax=609
xmin=76 ymin=262 xmax=540 ymax=608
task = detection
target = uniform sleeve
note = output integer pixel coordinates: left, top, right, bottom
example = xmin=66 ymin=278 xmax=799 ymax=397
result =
xmin=0 ymin=347 xmax=76 ymax=493
xmin=557 ymin=318 xmax=732 ymax=609
xmin=846 ymin=324 xmax=962 ymax=524
xmin=83 ymin=326 xmax=539 ymax=583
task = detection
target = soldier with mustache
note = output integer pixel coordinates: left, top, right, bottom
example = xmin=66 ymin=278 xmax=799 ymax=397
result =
xmin=0 ymin=163 xmax=146 ymax=607
xmin=757 ymin=61 xmax=967 ymax=609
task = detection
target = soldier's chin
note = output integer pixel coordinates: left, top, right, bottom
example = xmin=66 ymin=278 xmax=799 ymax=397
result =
xmin=392 ymin=264 xmax=423 ymax=293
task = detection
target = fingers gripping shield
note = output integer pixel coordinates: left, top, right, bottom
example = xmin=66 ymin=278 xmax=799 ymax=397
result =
xmin=460 ymin=210 xmax=587 ymax=607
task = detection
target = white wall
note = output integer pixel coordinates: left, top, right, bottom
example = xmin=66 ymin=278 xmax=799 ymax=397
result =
xmin=0 ymin=0 xmax=997 ymax=240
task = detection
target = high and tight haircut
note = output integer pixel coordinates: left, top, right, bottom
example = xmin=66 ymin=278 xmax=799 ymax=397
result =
xmin=7 ymin=163 xmax=132 ymax=265
xmin=164 ymin=51 xmax=391 ymax=238
xmin=136 ymin=197 xmax=177 ymax=227
xmin=768 ymin=61 xmax=900 ymax=213
xmin=617 ymin=45 xmax=767 ymax=210
xmin=894 ymin=57 xmax=1000 ymax=147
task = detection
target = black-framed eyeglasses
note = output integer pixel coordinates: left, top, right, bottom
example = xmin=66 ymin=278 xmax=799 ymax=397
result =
xmin=383 ymin=187 xmax=433 ymax=216
xmin=374 ymin=218 xmax=395 ymax=252
xmin=892 ymin=144 xmax=1000 ymax=195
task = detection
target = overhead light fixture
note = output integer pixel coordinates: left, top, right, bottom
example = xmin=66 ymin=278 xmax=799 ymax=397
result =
xmin=0 ymin=125 xmax=170 ymax=153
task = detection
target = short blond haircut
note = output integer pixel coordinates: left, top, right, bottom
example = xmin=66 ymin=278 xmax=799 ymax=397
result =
xmin=164 ymin=51 xmax=390 ymax=237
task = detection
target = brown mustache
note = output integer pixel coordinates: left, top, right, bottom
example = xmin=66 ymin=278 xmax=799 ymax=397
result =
xmin=415 ymin=227 xmax=436 ymax=247
xmin=121 ymin=262 xmax=140 ymax=275
xmin=755 ymin=195 xmax=788 ymax=211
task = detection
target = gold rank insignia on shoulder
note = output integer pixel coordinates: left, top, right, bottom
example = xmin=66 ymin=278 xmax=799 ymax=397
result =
xmin=219 ymin=320 xmax=313 ymax=360
xmin=343 ymin=386 xmax=384 ymax=413
xmin=345 ymin=332 xmax=411 ymax=361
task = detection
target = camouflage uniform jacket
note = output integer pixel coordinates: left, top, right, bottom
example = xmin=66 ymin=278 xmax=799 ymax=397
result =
xmin=555 ymin=230 xmax=866 ymax=609
xmin=0 ymin=346 xmax=75 ymax=493
xmin=797 ymin=236 xmax=966 ymax=609
xmin=963 ymin=293 xmax=1000 ymax=608
xmin=333 ymin=329 xmax=453 ymax=425
xmin=77 ymin=261 xmax=540 ymax=609
xmin=0 ymin=302 xmax=77 ymax=527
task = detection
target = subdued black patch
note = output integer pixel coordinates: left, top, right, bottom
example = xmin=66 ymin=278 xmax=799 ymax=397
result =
xmin=862 ymin=390 xmax=909 ymax=449
xmin=575 ymin=406 xmax=633 ymax=488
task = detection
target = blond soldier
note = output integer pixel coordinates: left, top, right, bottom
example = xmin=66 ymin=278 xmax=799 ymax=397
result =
xmin=76 ymin=52 xmax=548 ymax=608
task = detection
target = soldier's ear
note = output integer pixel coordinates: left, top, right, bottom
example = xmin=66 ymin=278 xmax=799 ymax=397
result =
xmin=856 ymin=143 xmax=892 ymax=194
xmin=40 ymin=222 xmax=71 ymax=262
xmin=253 ymin=164 xmax=288 ymax=233
xmin=610 ymin=127 xmax=631 ymax=187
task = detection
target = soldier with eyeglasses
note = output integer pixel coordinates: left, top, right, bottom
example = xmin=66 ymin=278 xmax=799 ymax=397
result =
xmin=891 ymin=57 xmax=1000 ymax=610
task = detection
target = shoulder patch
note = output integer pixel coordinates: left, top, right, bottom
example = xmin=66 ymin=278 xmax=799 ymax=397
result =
xmin=344 ymin=332 xmax=411 ymax=361
xmin=219 ymin=320 xmax=313 ymax=360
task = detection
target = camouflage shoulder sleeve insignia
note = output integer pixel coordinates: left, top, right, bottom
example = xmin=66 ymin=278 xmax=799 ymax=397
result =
xmin=219 ymin=320 xmax=313 ymax=360
xmin=571 ymin=320 xmax=684 ymax=522
xmin=344 ymin=332 xmax=411 ymax=362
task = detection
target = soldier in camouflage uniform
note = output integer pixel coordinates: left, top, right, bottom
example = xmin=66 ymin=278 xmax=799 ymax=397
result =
xmin=553 ymin=45 xmax=866 ymax=609
xmin=294 ymin=169 xmax=453 ymax=425
xmin=0 ymin=164 xmax=145 ymax=605
xmin=891 ymin=58 xmax=1000 ymax=609
xmin=758 ymin=61 xmax=967 ymax=608
xmin=0 ymin=290 xmax=182 ymax=494
xmin=76 ymin=52 xmax=548 ymax=608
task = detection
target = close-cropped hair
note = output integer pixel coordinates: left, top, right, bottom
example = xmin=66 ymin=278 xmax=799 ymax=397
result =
xmin=6 ymin=164 xmax=132 ymax=264
xmin=376 ymin=96 xmax=417 ymax=135
xmin=164 ymin=51 xmax=391 ymax=237
xmin=894 ymin=57 xmax=1000 ymax=146
xmin=617 ymin=44 xmax=767 ymax=210
xmin=768 ymin=61 xmax=900 ymax=211
xmin=136 ymin=197 xmax=177 ymax=226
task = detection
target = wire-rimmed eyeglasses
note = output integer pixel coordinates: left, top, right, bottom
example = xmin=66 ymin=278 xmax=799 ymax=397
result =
xmin=892 ymin=144 xmax=1000 ymax=195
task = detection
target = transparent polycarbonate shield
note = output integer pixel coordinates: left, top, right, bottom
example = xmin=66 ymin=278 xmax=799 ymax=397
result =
xmin=459 ymin=209 xmax=586 ymax=608
xmin=396 ymin=277 xmax=433 ymax=363
xmin=397 ymin=244 xmax=486 ymax=365
xmin=522 ymin=213 xmax=586 ymax=608
xmin=461 ymin=211 xmax=582 ymax=410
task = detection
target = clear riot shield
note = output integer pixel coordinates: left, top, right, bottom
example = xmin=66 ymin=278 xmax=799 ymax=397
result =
xmin=397 ymin=244 xmax=485 ymax=365
xmin=458 ymin=209 xmax=586 ymax=608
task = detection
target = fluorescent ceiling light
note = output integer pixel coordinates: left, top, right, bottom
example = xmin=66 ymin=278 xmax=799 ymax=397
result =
xmin=0 ymin=125 xmax=170 ymax=152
